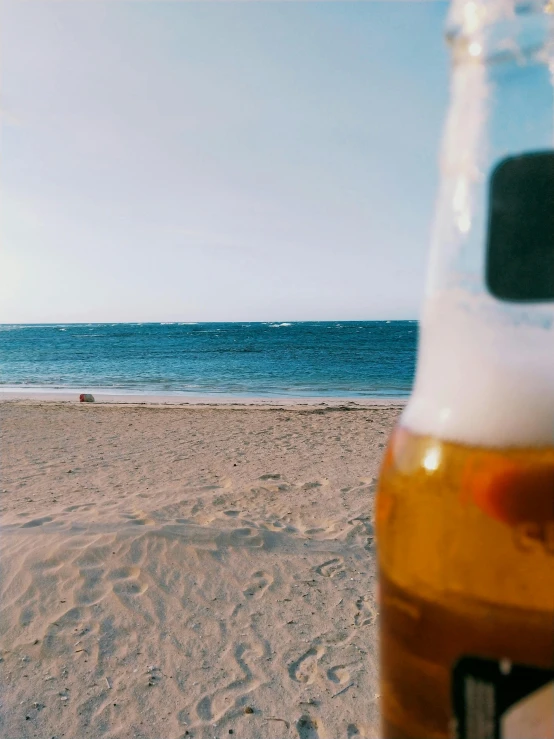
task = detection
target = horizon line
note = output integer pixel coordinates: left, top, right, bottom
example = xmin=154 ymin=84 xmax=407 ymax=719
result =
xmin=0 ymin=318 xmax=419 ymax=325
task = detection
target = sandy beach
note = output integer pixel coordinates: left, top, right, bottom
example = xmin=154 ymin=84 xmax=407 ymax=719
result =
xmin=0 ymin=400 xmax=401 ymax=739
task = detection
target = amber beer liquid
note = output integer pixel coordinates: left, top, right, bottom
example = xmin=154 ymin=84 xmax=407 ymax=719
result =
xmin=376 ymin=1 xmax=554 ymax=737
xmin=378 ymin=432 xmax=554 ymax=738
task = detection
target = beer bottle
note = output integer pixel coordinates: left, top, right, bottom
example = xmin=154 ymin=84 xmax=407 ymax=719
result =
xmin=376 ymin=1 xmax=554 ymax=737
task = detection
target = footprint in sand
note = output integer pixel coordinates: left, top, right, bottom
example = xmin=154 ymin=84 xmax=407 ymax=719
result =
xmin=242 ymin=571 xmax=273 ymax=599
xmin=345 ymin=516 xmax=375 ymax=551
xmin=196 ymin=695 xmax=212 ymax=721
xmin=315 ymin=558 xmax=345 ymax=579
xmin=64 ymin=504 xmax=94 ymax=513
xmin=301 ymin=481 xmax=324 ymax=491
xmin=108 ymin=567 xmax=147 ymax=596
xmin=347 ymin=723 xmax=375 ymax=738
xmin=229 ymin=528 xmax=264 ymax=548
xmin=326 ymin=664 xmax=350 ymax=684
xmin=21 ymin=516 xmax=53 ymax=528
xmin=296 ymin=715 xmax=323 ymax=739
xmin=288 ymin=647 xmax=324 ymax=684
xmin=354 ymin=596 xmax=377 ymax=627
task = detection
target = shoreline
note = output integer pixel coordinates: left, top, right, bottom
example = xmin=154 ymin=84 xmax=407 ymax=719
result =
xmin=0 ymin=388 xmax=407 ymax=407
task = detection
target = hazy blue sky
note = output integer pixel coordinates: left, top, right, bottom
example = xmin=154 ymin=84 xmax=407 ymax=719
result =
xmin=1 ymin=1 xmax=449 ymax=323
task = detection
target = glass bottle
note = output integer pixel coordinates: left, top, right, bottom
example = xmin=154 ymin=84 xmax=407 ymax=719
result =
xmin=377 ymin=1 xmax=554 ymax=736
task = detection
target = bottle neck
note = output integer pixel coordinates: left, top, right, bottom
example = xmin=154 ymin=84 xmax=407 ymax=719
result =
xmin=447 ymin=0 xmax=552 ymax=45
xmin=428 ymin=0 xmax=554 ymax=300
xmin=403 ymin=0 xmax=554 ymax=448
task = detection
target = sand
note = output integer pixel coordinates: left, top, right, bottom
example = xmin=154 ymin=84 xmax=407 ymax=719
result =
xmin=0 ymin=400 xmax=401 ymax=739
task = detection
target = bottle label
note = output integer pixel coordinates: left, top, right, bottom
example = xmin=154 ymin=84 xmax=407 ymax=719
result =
xmin=486 ymin=150 xmax=554 ymax=303
xmin=452 ymin=656 xmax=554 ymax=739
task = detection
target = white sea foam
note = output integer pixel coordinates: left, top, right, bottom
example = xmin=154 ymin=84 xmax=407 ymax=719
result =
xmin=402 ymin=291 xmax=554 ymax=447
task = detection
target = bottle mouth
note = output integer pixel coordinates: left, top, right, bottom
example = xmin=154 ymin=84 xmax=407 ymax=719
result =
xmin=445 ymin=0 xmax=554 ymax=63
xmin=446 ymin=0 xmax=552 ymax=43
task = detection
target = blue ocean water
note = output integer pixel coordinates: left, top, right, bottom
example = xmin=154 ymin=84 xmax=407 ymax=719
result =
xmin=0 ymin=322 xmax=417 ymax=398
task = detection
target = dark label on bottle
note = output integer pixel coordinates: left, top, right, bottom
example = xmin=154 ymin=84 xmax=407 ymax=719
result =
xmin=486 ymin=151 xmax=554 ymax=303
xmin=452 ymin=656 xmax=554 ymax=739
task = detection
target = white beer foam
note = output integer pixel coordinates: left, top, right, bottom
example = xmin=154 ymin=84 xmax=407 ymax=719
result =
xmin=402 ymin=291 xmax=554 ymax=447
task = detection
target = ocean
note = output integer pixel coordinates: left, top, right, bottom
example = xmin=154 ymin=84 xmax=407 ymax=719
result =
xmin=0 ymin=321 xmax=417 ymax=398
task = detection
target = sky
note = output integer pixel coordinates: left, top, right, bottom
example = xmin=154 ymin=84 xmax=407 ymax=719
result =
xmin=1 ymin=1 xmax=449 ymax=323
